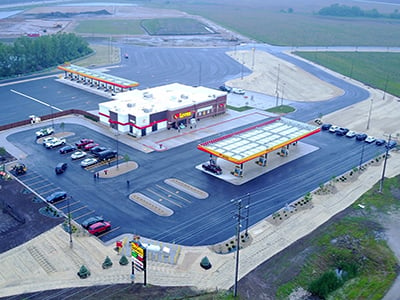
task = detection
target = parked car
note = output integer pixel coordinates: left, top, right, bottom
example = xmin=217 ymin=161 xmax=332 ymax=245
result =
xmin=81 ymin=216 xmax=104 ymax=229
xmin=71 ymin=150 xmax=87 ymax=160
xmin=91 ymin=146 xmax=107 ymax=156
xmin=55 ymin=162 xmax=68 ymax=174
xmin=36 ymin=127 xmax=54 ymax=138
xmin=45 ymin=138 xmax=66 ymax=149
xmin=84 ymin=143 xmax=99 ymax=151
xmin=321 ymin=123 xmax=332 ymax=131
xmin=75 ymin=139 xmax=94 ymax=149
xmin=365 ymin=136 xmax=376 ymax=143
xmin=219 ymin=85 xmax=232 ymax=92
xmin=42 ymin=136 xmax=58 ymax=146
xmin=202 ymin=163 xmax=222 ymax=175
xmin=231 ymin=88 xmax=245 ymax=95
xmin=335 ymin=127 xmax=349 ymax=136
xmin=345 ymin=130 xmax=357 ymax=138
xmin=387 ymin=140 xmax=397 ymax=149
xmin=46 ymin=191 xmax=67 ymax=203
xmin=97 ymin=150 xmax=117 ymax=161
xmin=375 ymin=139 xmax=386 ymax=146
xmin=59 ymin=144 xmax=76 ymax=154
xmin=355 ymin=133 xmax=367 ymax=141
xmin=87 ymin=221 xmax=111 ymax=235
xmin=328 ymin=125 xmax=339 ymax=133
xmin=80 ymin=157 xmax=98 ymax=167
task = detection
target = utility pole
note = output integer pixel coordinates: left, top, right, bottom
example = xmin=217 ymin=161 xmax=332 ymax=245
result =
xmin=379 ymin=134 xmax=391 ymax=193
xmin=232 ymin=197 xmax=250 ymax=297
xmin=233 ymin=199 xmax=242 ymax=298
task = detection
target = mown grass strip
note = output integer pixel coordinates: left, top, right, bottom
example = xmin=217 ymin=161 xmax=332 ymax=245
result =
xmin=295 ymin=52 xmax=400 ymax=97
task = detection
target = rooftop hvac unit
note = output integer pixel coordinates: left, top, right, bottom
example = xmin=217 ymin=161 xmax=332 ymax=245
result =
xmin=143 ymin=108 xmax=152 ymax=113
xmin=127 ymin=103 xmax=135 ymax=108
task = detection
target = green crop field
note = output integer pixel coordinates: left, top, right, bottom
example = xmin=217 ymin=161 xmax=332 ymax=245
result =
xmin=74 ymin=19 xmax=144 ymax=35
xmin=147 ymin=0 xmax=400 ymax=46
xmin=295 ymin=52 xmax=400 ymax=97
xmin=141 ymin=18 xmax=214 ymax=35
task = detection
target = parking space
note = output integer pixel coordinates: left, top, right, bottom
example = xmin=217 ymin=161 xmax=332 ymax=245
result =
xmin=5 ymin=118 xmax=389 ymax=246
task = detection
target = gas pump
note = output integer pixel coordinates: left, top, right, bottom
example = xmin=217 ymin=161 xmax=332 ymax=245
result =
xmin=231 ymin=165 xmax=243 ymax=177
xmin=278 ymin=147 xmax=288 ymax=157
xmin=256 ymin=156 xmax=267 ymax=166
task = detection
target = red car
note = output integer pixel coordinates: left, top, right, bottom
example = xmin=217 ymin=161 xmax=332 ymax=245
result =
xmin=84 ymin=143 xmax=99 ymax=151
xmin=87 ymin=221 xmax=111 ymax=235
xmin=75 ymin=139 xmax=94 ymax=149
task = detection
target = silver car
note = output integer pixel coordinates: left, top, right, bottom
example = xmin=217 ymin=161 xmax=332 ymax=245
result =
xmin=80 ymin=157 xmax=98 ymax=167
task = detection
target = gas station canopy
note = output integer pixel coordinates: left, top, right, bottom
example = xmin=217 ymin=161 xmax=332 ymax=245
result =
xmin=197 ymin=117 xmax=320 ymax=164
xmin=58 ymin=64 xmax=139 ymax=89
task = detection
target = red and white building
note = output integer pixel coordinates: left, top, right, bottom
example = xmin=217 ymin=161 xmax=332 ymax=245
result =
xmin=98 ymin=83 xmax=227 ymax=137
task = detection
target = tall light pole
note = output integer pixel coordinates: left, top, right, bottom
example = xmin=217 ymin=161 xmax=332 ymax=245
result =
xmin=275 ymin=64 xmax=280 ymax=107
xmin=67 ymin=196 xmax=73 ymax=248
xmin=115 ymin=130 xmax=120 ymax=169
xmin=50 ymin=105 xmax=54 ymax=128
xmin=366 ymin=98 xmax=373 ymax=130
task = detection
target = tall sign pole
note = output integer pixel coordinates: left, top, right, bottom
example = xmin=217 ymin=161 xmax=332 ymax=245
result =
xmin=131 ymin=236 xmax=147 ymax=286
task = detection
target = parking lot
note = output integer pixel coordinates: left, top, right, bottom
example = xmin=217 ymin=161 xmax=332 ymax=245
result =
xmin=5 ymin=118 xmax=388 ymax=246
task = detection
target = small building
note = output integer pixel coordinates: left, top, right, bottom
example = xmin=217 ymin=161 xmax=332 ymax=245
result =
xmin=98 ymin=83 xmax=227 ymax=137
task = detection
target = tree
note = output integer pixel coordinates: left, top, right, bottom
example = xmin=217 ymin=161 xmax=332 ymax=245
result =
xmin=77 ymin=265 xmax=91 ymax=279
xmin=102 ymin=256 xmax=113 ymax=269
xmin=119 ymin=255 xmax=129 ymax=265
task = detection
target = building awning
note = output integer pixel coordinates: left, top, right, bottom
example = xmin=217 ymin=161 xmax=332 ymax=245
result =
xmin=197 ymin=117 xmax=320 ymax=164
xmin=58 ymin=63 xmax=139 ymax=89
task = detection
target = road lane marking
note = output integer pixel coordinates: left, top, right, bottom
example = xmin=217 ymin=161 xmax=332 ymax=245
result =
xmin=10 ymin=89 xmax=63 ymax=112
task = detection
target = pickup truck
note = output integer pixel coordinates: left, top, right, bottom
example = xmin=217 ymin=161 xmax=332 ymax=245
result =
xmin=35 ymin=127 xmax=54 ymax=138
xmin=44 ymin=138 xmax=66 ymax=149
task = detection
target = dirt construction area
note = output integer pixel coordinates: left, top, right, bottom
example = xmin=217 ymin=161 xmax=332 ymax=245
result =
xmin=1 ymin=3 xmax=400 ymax=300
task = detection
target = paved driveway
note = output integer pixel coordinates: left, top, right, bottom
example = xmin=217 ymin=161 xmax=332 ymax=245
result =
xmin=7 ymin=123 xmax=385 ymax=246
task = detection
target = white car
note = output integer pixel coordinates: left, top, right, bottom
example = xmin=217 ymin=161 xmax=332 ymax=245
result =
xmin=80 ymin=157 xmax=98 ymax=167
xmin=42 ymin=136 xmax=58 ymax=146
xmin=71 ymin=150 xmax=87 ymax=160
xmin=35 ymin=127 xmax=54 ymax=138
xmin=231 ymin=88 xmax=245 ymax=95
xmin=328 ymin=125 xmax=339 ymax=133
xmin=45 ymin=138 xmax=66 ymax=149
xmin=365 ymin=136 xmax=376 ymax=143
xmin=345 ymin=130 xmax=356 ymax=138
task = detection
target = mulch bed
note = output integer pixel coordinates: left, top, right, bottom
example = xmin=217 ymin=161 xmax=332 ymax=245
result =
xmin=0 ymin=153 xmax=62 ymax=253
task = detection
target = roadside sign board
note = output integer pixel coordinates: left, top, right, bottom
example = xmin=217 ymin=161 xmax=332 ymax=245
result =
xmin=131 ymin=241 xmax=146 ymax=271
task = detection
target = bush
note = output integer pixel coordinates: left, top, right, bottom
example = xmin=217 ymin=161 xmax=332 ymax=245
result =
xmin=77 ymin=265 xmax=91 ymax=279
xmin=119 ymin=255 xmax=129 ymax=266
xmin=308 ymin=270 xmax=343 ymax=299
xmin=102 ymin=256 xmax=113 ymax=269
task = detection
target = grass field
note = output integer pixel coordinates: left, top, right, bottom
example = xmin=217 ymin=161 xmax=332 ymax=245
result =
xmin=275 ymin=176 xmax=400 ymax=299
xmin=141 ymin=18 xmax=214 ymax=35
xmin=147 ymin=0 xmax=400 ymax=46
xmin=74 ymin=19 xmax=144 ymax=35
xmin=295 ymin=52 xmax=400 ymax=97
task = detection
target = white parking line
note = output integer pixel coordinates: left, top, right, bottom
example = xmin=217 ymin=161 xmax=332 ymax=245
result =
xmin=10 ymin=89 xmax=63 ymax=112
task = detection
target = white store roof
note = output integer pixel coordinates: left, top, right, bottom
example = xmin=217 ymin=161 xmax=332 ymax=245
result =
xmin=100 ymin=83 xmax=226 ymax=116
